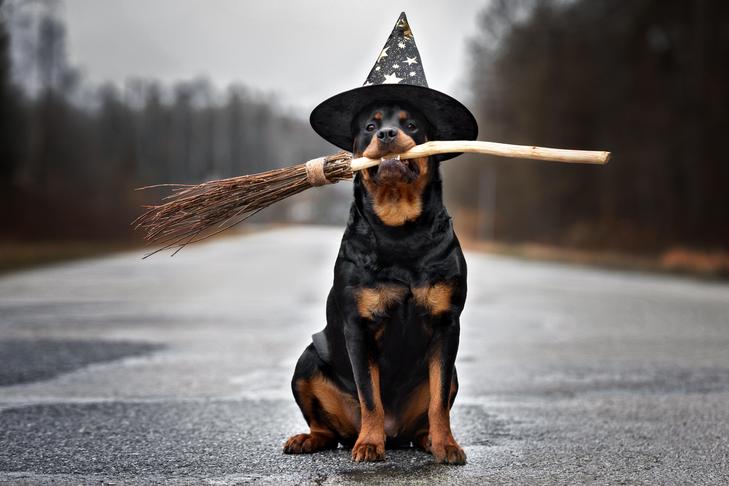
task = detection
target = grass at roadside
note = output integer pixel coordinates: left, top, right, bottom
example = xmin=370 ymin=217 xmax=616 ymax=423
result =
xmin=0 ymin=240 xmax=142 ymax=274
xmin=461 ymin=238 xmax=729 ymax=279
xmin=0 ymin=225 xmax=278 ymax=275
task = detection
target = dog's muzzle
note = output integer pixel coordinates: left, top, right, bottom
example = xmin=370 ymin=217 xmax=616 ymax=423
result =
xmin=374 ymin=154 xmax=419 ymax=184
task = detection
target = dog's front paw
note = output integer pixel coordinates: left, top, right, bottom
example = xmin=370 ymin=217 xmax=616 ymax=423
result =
xmin=430 ymin=437 xmax=466 ymax=465
xmin=351 ymin=439 xmax=385 ymax=462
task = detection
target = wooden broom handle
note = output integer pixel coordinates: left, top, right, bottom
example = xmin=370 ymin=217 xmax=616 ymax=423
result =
xmin=349 ymin=140 xmax=610 ymax=171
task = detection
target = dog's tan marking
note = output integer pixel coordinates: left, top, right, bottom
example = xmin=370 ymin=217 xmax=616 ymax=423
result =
xmin=356 ymin=285 xmax=407 ymax=320
xmin=369 ymin=181 xmax=424 ymax=226
xmin=373 ymin=111 xmax=383 ymax=121
xmin=413 ymin=282 xmax=453 ymax=315
xmin=352 ymin=362 xmax=385 ymax=461
xmin=362 ymin=157 xmax=430 ymax=226
xmin=283 ymin=431 xmax=335 ymax=454
xmin=373 ymin=324 xmax=385 ymax=342
xmin=399 ymin=110 xmax=409 ymax=121
xmin=427 ymin=356 xmax=465 ymax=464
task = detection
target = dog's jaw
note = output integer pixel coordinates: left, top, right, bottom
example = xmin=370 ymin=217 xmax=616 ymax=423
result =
xmin=372 ymin=155 xmax=421 ymax=185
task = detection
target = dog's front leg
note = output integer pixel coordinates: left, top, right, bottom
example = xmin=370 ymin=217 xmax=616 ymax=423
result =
xmin=344 ymin=316 xmax=385 ymax=462
xmin=427 ymin=315 xmax=466 ymax=464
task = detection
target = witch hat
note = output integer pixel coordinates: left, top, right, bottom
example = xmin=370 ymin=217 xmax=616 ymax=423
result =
xmin=310 ymin=12 xmax=478 ymax=161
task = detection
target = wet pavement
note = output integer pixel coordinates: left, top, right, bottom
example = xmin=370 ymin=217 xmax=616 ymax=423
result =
xmin=1 ymin=226 xmax=728 ymax=485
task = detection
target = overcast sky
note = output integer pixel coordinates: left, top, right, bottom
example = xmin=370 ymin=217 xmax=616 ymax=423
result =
xmin=60 ymin=0 xmax=488 ymax=114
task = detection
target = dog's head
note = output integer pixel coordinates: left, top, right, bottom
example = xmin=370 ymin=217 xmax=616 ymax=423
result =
xmin=351 ymin=103 xmax=435 ymax=226
xmin=352 ymin=103 xmax=431 ymax=184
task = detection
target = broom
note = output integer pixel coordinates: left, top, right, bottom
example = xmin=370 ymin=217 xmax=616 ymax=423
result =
xmin=133 ymin=140 xmax=610 ymax=257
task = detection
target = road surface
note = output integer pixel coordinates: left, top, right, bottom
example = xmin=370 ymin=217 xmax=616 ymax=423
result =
xmin=1 ymin=227 xmax=728 ymax=485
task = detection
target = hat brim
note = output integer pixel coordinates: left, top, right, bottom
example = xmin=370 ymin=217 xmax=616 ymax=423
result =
xmin=310 ymin=84 xmax=478 ymax=162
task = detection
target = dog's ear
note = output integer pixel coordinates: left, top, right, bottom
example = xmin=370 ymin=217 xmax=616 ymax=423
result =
xmin=421 ymin=115 xmax=434 ymax=142
xmin=352 ymin=130 xmax=366 ymax=157
xmin=350 ymin=109 xmax=370 ymax=156
xmin=350 ymin=113 xmax=361 ymax=140
xmin=351 ymin=117 xmax=362 ymax=156
xmin=352 ymin=106 xmax=383 ymax=157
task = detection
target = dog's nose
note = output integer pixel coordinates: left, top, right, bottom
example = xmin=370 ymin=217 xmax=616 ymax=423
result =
xmin=376 ymin=127 xmax=399 ymax=144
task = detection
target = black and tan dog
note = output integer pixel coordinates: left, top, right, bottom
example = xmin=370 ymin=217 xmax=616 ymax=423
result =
xmin=283 ymin=102 xmax=467 ymax=464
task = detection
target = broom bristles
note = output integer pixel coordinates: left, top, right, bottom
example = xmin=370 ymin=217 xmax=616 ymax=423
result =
xmin=133 ymin=151 xmax=352 ymax=257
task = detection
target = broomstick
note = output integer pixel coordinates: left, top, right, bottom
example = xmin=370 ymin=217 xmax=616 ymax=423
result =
xmin=133 ymin=140 xmax=610 ymax=257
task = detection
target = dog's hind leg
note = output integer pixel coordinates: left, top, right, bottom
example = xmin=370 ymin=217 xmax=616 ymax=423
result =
xmin=284 ymin=344 xmax=359 ymax=454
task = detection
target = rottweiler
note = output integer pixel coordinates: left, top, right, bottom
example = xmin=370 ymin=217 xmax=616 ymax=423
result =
xmin=283 ymin=101 xmax=467 ymax=464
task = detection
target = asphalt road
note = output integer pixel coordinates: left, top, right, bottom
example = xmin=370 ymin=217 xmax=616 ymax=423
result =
xmin=1 ymin=227 xmax=728 ymax=485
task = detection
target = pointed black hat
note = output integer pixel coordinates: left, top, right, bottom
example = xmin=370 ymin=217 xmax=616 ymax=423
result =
xmin=310 ymin=12 xmax=478 ymax=161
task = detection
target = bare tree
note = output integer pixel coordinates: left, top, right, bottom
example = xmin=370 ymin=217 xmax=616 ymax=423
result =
xmin=459 ymin=0 xmax=729 ymax=252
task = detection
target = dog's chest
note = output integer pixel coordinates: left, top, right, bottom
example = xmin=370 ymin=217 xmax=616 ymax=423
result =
xmin=356 ymin=281 xmax=453 ymax=324
xmin=358 ymin=282 xmax=453 ymax=362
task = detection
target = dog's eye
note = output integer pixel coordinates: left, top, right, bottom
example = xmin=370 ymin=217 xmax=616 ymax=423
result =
xmin=407 ymin=122 xmax=417 ymax=131
xmin=366 ymin=123 xmax=376 ymax=132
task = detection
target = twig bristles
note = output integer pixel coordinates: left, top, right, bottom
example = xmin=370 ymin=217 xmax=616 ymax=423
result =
xmin=133 ymin=151 xmax=352 ymax=257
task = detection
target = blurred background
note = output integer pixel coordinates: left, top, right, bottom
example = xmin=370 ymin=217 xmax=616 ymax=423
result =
xmin=1 ymin=0 xmax=727 ymax=275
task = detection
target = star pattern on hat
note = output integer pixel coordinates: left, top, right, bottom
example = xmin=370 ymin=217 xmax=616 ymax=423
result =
xmin=363 ymin=12 xmax=427 ymax=87
xmin=383 ymin=72 xmax=403 ymax=84
xmin=377 ymin=46 xmax=389 ymax=62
